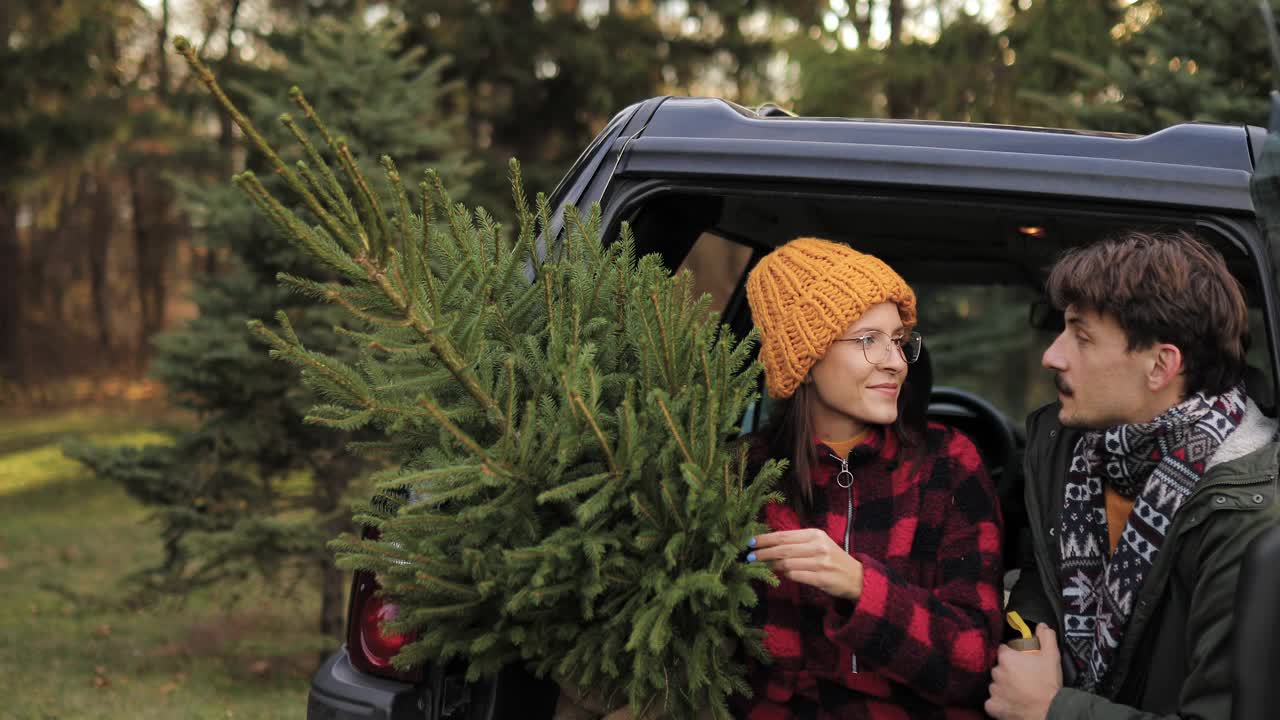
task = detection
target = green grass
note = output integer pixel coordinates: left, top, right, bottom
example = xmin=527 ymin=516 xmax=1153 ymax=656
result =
xmin=0 ymin=410 xmax=315 ymax=719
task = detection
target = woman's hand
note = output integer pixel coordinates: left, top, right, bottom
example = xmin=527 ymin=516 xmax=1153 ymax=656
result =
xmin=749 ymin=529 xmax=864 ymax=601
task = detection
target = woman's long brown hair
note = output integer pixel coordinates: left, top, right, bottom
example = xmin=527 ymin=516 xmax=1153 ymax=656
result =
xmin=762 ymin=377 xmax=925 ymax=512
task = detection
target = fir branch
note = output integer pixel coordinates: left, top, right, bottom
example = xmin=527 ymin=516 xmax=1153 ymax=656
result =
xmin=509 ymin=159 xmax=540 ymax=280
xmin=277 ymin=273 xmax=343 ymax=302
xmin=542 ymin=262 xmax=558 ymax=349
xmin=503 ymin=357 xmax=517 ymax=444
xmin=658 ymin=478 xmax=687 ymax=533
xmin=414 ymin=570 xmax=481 ymax=599
xmin=333 ymin=326 xmax=419 ymax=354
xmin=248 ymin=319 xmax=373 ymax=408
xmin=278 ymin=114 xmax=345 ymax=216
xmin=629 ymin=493 xmax=662 ymax=529
xmin=536 ymin=192 xmax=556 ymax=261
xmin=702 ymin=349 xmax=718 ymax=470
xmin=324 ymin=284 xmax=413 ymax=328
xmin=655 ymin=394 xmax=695 ymax=467
xmin=373 ymin=464 xmax=486 ymax=490
xmin=418 ymin=180 xmax=441 ymax=312
xmin=234 ymin=172 xmax=356 ymax=276
xmin=287 ymin=86 xmax=361 ymax=227
xmin=337 ymin=140 xmax=392 ymax=260
xmin=274 ymin=310 xmax=302 ymax=347
xmin=348 ymin=251 xmax=503 ymax=423
xmin=429 ymin=170 xmax=466 ymax=256
xmin=562 ymin=204 xmax=582 ymax=262
xmin=565 ymin=204 xmax=603 ymax=266
xmin=508 ymin=580 xmax=580 ymax=612
xmin=650 ymin=291 xmax=677 ymax=388
xmin=292 ymin=159 xmax=341 ymax=217
xmin=308 ymin=224 xmax=369 ymax=278
xmin=173 ymin=38 xmax=354 ymax=253
xmin=475 ymin=206 xmax=501 ymax=268
xmin=381 ymin=156 xmax=418 ymax=311
xmin=305 ymin=406 xmax=376 ymax=431
xmin=535 ymin=471 xmax=611 ymax=505
xmin=416 ymin=395 xmax=509 ymax=477
xmin=569 ymin=391 xmax=618 ymax=477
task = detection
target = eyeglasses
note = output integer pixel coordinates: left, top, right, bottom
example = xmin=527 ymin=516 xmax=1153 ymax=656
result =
xmin=832 ymin=330 xmax=923 ymax=365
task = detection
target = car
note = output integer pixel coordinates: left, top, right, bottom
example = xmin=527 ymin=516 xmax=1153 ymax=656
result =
xmin=307 ymin=96 xmax=1279 ymax=720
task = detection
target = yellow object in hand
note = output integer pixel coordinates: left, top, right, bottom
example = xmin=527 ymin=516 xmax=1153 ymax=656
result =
xmin=1007 ymin=610 xmax=1033 ymax=640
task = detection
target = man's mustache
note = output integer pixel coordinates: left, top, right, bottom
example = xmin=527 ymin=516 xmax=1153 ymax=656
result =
xmin=1054 ymin=374 xmax=1073 ymax=397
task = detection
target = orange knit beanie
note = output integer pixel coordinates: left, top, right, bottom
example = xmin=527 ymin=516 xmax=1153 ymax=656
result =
xmin=745 ymin=237 xmax=917 ymax=399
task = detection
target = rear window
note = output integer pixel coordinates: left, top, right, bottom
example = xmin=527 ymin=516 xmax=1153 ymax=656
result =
xmin=619 ymin=189 xmax=1276 ymax=425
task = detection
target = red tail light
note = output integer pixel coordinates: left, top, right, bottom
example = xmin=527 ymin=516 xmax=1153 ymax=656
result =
xmin=358 ymin=591 xmax=411 ymax=666
xmin=346 ymin=528 xmax=423 ymax=683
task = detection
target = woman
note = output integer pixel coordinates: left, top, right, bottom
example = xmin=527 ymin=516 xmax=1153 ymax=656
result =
xmin=736 ymin=237 xmax=1003 ymax=719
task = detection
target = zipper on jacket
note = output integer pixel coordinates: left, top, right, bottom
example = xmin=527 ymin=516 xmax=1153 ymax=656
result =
xmin=831 ymin=452 xmax=858 ymax=674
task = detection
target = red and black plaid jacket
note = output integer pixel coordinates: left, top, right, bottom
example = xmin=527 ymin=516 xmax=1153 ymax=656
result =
xmin=736 ymin=423 xmax=1003 ymax=720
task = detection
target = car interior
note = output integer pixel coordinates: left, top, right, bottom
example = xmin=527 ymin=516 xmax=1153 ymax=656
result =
xmin=623 ymin=187 xmax=1278 ymax=583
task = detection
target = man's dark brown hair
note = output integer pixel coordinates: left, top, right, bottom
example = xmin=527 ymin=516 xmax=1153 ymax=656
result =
xmin=1046 ymin=229 xmax=1249 ymax=397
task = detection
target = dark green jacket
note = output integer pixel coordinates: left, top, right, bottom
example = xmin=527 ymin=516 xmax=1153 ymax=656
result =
xmin=1007 ymin=401 xmax=1279 ymax=719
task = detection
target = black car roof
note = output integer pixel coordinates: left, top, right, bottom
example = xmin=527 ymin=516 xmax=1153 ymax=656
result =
xmin=613 ymin=97 xmax=1262 ymax=213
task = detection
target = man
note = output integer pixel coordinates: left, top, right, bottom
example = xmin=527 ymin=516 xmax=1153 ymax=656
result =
xmin=986 ymin=230 xmax=1279 ymax=720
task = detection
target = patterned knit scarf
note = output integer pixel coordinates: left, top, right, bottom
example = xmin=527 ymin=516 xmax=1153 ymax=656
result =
xmin=1058 ymin=384 xmax=1247 ymax=691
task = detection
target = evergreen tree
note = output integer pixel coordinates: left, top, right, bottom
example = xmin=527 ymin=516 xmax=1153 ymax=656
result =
xmin=173 ymin=26 xmax=781 ymax=720
xmin=392 ymin=1 xmax=826 ymax=213
xmin=789 ymin=13 xmax=1017 ymax=123
xmin=1002 ymin=0 xmax=1126 ymax=127
xmin=0 ymin=0 xmax=143 ymax=388
xmin=787 ymin=1 xmax=1127 ymax=127
xmin=1028 ymin=0 xmax=1274 ymax=132
xmin=66 ymin=15 xmax=473 ymax=641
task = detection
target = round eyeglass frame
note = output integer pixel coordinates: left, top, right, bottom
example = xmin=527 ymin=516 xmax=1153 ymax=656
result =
xmin=832 ymin=330 xmax=923 ymax=365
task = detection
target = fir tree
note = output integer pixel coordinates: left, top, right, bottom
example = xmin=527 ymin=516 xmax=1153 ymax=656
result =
xmin=1026 ymin=0 xmax=1273 ymax=132
xmin=172 ymin=26 xmax=782 ymax=720
xmin=1002 ymin=0 xmax=1127 ymax=127
xmin=66 ymin=15 xmax=473 ymax=642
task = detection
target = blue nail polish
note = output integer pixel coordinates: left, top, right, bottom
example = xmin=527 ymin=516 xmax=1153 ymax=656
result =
xmin=748 ymin=537 xmax=757 ymax=548
xmin=746 ymin=552 xmax=757 ymax=563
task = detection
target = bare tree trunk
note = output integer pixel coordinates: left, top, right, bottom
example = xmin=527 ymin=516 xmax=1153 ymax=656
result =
xmin=314 ymin=456 xmax=359 ymax=665
xmin=854 ymin=0 xmax=873 ymax=48
xmin=128 ymin=169 xmax=150 ymax=359
xmin=318 ymin=559 xmax=347 ymax=647
xmin=887 ymin=0 xmax=905 ymax=48
xmin=0 ymin=190 xmax=22 ymax=383
xmin=117 ymin=0 xmax=181 ymax=364
xmin=37 ymin=191 xmax=75 ymax=328
xmin=885 ymin=0 xmax=911 ymax=119
xmin=157 ymin=0 xmax=171 ymax=95
xmin=87 ymin=171 xmax=115 ymax=355
xmin=205 ymin=0 xmax=244 ymax=276
xmin=316 ymin=555 xmax=346 ymax=672
xmin=723 ymin=11 xmax=749 ymax=101
xmin=129 ymin=167 xmax=171 ymax=360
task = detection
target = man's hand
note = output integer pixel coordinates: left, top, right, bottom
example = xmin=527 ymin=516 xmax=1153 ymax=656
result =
xmin=749 ymin=529 xmax=863 ymax=600
xmin=985 ymin=624 xmax=1063 ymax=720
